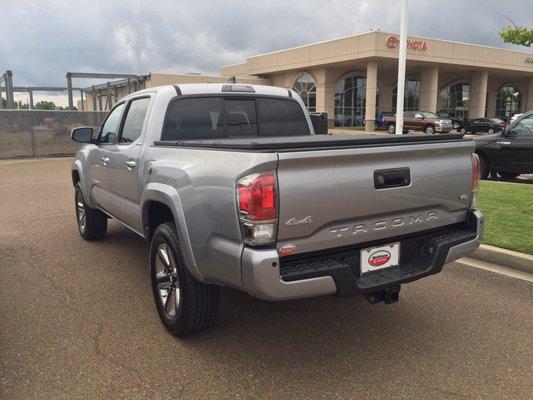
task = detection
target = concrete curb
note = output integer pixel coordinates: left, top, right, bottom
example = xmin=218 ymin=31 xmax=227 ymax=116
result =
xmin=471 ymin=244 xmax=533 ymax=274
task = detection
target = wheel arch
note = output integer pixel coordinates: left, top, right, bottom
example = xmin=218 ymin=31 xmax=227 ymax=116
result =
xmin=141 ymin=183 xmax=205 ymax=282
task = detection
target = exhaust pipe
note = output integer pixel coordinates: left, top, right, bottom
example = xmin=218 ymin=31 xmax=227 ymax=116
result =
xmin=365 ymin=285 xmax=401 ymax=305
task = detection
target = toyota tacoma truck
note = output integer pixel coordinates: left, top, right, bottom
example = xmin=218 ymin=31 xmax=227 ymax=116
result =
xmin=70 ymin=83 xmax=484 ymax=337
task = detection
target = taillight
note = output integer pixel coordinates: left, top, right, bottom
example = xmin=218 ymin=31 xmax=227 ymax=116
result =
xmin=470 ymin=153 xmax=480 ymax=208
xmin=237 ymin=171 xmax=278 ymax=245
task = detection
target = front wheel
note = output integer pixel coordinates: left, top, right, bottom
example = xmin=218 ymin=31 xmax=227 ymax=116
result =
xmin=150 ymin=222 xmax=219 ymax=337
xmin=387 ymin=123 xmax=395 ymax=134
xmin=460 ymin=127 xmax=467 ymax=135
xmin=488 ymin=128 xmax=495 ymax=134
xmin=75 ymin=183 xmax=107 ymax=240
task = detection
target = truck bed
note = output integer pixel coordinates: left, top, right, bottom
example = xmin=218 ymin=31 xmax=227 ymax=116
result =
xmin=154 ymin=133 xmax=467 ymax=152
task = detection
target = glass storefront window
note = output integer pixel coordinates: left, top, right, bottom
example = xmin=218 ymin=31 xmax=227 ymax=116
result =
xmin=292 ymin=74 xmax=316 ymax=112
xmin=392 ymin=79 xmax=420 ymax=112
xmin=438 ymin=82 xmax=470 ymax=119
xmin=496 ymin=85 xmax=521 ymax=121
xmin=333 ymin=74 xmax=380 ymax=128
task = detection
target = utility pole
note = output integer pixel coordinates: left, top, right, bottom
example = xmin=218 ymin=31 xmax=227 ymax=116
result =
xmin=395 ymin=0 xmax=408 ymax=134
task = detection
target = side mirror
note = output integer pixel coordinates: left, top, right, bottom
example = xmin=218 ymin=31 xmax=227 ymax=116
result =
xmin=507 ymin=129 xmax=518 ymax=138
xmin=71 ymin=127 xmax=94 ymax=143
xmin=309 ymin=112 xmax=328 ymax=135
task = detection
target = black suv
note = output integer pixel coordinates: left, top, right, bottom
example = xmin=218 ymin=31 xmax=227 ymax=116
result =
xmin=474 ymin=111 xmax=533 ymax=179
xmin=460 ymin=118 xmax=506 ymax=135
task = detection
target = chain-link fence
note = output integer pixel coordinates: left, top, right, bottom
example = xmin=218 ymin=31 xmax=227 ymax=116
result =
xmin=0 ymin=110 xmax=107 ymax=159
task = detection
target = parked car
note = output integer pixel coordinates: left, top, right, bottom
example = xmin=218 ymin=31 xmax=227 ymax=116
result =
xmin=70 ymin=83 xmax=483 ymax=337
xmin=459 ymin=118 xmax=506 ymax=135
xmin=474 ymin=111 xmax=533 ymax=179
xmin=382 ymin=111 xmax=453 ymax=134
xmin=436 ymin=112 xmax=463 ymax=130
xmin=509 ymin=113 xmax=523 ymax=123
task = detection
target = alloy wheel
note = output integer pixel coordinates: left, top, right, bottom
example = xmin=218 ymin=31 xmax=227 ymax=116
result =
xmin=76 ymin=190 xmax=86 ymax=233
xmin=154 ymin=243 xmax=180 ymax=318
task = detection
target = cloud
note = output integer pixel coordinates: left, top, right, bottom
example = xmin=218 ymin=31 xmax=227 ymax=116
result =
xmin=1 ymin=0 xmax=531 ymax=93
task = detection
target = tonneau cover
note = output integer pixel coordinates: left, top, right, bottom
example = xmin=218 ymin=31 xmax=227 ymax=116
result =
xmin=154 ymin=133 xmax=467 ymax=152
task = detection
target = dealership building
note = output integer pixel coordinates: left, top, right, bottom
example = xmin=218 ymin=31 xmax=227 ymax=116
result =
xmin=84 ymin=31 xmax=533 ymax=130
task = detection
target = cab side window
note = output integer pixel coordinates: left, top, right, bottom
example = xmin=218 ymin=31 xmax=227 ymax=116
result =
xmin=120 ymin=97 xmax=151 ymax=144
xmin=513 ymin=115 xmax=533 ymax=135
xmin=100 ymin=103 xmax=126 ymax=144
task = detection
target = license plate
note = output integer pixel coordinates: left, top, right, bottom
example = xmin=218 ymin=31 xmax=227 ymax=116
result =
xmin=360 ymin=242 xmax=400 ymax=274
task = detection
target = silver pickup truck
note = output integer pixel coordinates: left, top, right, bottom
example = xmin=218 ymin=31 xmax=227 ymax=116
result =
xmin=71 ymin=83 xmax=484 ymax=337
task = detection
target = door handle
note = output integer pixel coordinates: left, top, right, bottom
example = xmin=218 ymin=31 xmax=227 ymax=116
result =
xmin=125 ymin=160 xmax=136 ymax=170
xmin=101 ymin=157 xmax=110 ymax=166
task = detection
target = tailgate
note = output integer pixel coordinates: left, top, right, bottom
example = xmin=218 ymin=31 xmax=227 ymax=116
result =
xmin=276 ymin=140 xmax=474 ymax=254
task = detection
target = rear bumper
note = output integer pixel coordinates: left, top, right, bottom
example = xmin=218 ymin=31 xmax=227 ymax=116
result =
xmin=242 ymin=210 xmax=484 ymax=301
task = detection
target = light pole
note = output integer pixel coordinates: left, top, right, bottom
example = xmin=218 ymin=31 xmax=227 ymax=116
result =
xmin=395 ymin=0 xmax=408 ymax=135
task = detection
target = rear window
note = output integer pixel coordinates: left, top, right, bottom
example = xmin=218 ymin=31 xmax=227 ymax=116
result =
xmin=257 ymin=98 xmax=310 ymax=136
xmin=162 ymin=96 xmax=310 ymax=140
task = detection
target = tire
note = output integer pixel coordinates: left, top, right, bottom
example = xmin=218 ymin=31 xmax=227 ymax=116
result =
xmin=452 ymin=122 xmax=459 ymax=129
xmin=424 ymin=125 xmax=435 ymax=135
xmin=487 ymin=128 xmax=494 ymax=135
xmin=387 ymin=123 xmax=395 ymax=134
xmin=478 ymin=154 xmax=489 ymax=180
xmin=498 ymin=171 xmax=520 ymax=180
xmin=150 ymin=222 xmax=219 ymax=337
xmin=460 ymin=127 xmax=467 ymax=135
xmin=75 ymin=183 xmax=107 ymax=240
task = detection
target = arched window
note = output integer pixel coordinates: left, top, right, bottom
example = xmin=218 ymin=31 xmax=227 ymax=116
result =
xmin=437 ymin=82 xmax=470 ymax=119
xmin=392 ymin=79 xmax=420 ymax=112
xmin=334 ymin=73 xmax=380 ymax=128
xmin=292 ymin=73 xmax=316 ymax=112
xmin=496 ymin=85 xmax=521 ymax=121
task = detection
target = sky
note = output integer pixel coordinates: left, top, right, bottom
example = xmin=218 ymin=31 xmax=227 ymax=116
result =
xmin=1 ymin=0 xmax=532 ymax=106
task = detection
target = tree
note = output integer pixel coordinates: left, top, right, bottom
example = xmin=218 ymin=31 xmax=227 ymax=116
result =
xmin=500 ymin=16 xmax=532 ymax=47
xmin=500 ymin=26 xmax=533 ymax=47
xmin=34 ymin=100 xmax=57 ymax=110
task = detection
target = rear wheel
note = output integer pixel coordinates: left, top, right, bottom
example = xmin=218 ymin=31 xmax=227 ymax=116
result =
xmin=460 ymin=127 xmax=467 ymax=135
xmin=452 ymin=122 xmax=460 ymax=129
xmin=150 ymin=222 xmax=219 ymax=337
xmin=424 ymin=125 xmax=435 ymax=135
xmin=75 ymin=183 xmax=107 ymax=240
xmin=498 ymin=171 xmax=520 ymax=180
xmin=387 ymin=123 xmax=395 ymax=134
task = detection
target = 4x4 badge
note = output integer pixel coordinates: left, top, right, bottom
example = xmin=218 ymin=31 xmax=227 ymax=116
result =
xmin=285 ymin=216 xmax=314 ymax=226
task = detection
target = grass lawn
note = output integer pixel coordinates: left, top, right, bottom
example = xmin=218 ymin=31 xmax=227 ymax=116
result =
xmin=477 ymin=181 xmax=532 ymax=255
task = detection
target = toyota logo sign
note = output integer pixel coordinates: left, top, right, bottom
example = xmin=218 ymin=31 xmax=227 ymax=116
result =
xmin=386 ymin=36 xmax=428 ymax=51
xmin=386 ymin=36 xmax=399 ymax=48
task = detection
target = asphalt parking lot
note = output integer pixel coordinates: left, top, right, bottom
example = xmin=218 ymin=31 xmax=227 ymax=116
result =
xmin=1 ymin=157 xmax=532 ymax=400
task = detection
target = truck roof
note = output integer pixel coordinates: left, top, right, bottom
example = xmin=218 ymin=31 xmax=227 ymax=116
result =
xmin=127 ymin=83 xmax=292 ymax=98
